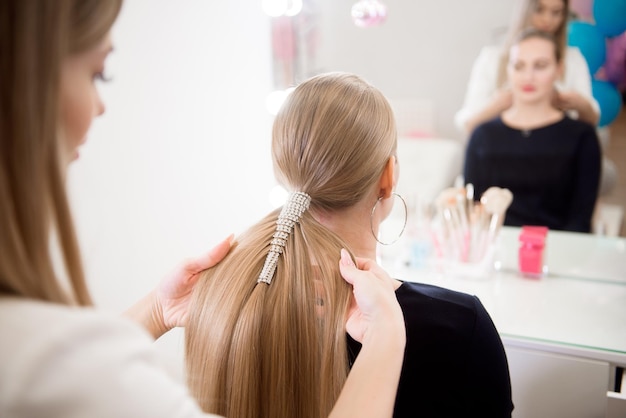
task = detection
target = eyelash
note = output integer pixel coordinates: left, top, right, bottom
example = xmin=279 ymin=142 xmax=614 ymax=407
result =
xmin=94 ymin=71 xmax=112 ymax=83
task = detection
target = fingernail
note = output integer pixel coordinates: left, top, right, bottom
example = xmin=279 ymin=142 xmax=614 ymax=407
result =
xmin=340 ymin=248 xmax=354 ymax=266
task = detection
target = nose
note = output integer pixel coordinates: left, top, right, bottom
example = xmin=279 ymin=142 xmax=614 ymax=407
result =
xmin=538 ymin=12 xmax=558 ymax=33
xmin=95 ymin=93 xmax=105 ymax=117
xmin=533 ymin=11 xmax=547 ymax=28
xmin=520 ymin=66 xmax=535 ymax=81
xmin=536 ymin=17 xmax=548 ymax=30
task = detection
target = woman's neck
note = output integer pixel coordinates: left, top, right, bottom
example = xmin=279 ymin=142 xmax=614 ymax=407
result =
xmin=501 ymin=101 xmax=563 ymax=130
xmin=312 ymin=203 xmax=379 ymax=260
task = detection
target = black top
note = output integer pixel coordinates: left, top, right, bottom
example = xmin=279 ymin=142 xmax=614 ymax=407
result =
xmin=463 ymin=116 xmax=601 ymax=233
xmin=347 ymin=281 xmax=514 ymax=418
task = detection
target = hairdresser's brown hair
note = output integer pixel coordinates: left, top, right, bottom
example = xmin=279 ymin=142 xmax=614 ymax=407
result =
xmin=497 ymin=0 xmax=569 ymax=87
xmin=0 ymin=0 xmax=122 ymax=305
xmin=186 ymin=72 xmax=397 ymax=418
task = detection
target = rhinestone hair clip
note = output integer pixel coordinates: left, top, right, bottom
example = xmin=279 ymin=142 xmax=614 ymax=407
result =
xmin=257 ymin=191 xmax=311 ymax=285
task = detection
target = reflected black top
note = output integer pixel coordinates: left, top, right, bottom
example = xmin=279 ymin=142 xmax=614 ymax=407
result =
xmin=463 ymin=116 xmax=601 ymax=233
xmin=348 ymin=281 xmax=514 ymax=418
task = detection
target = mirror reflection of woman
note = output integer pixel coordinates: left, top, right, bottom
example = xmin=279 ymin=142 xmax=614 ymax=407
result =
xmin=455 ymin=0 xmax=599 ymax=136
xmin=464 ymin=29 xmax=602 ymax=233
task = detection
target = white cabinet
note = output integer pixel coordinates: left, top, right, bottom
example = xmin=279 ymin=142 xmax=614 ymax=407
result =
xmin=505 ymin=345 xmax=610 ymax=418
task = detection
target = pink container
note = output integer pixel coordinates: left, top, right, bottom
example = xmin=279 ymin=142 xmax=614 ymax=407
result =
xmin=518 ymin=226 xmax=548 ymax=278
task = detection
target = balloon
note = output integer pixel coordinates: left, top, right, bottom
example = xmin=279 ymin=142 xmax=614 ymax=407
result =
xmin=567 ymin=21 xmax=607 ymax=74
xmin=605 ymin=33 xmax=626 ymax=86
xmin=593 ymin=0 xmax=626 ymax=37
xmin=592 ymin=79 xmax=623 ymax=127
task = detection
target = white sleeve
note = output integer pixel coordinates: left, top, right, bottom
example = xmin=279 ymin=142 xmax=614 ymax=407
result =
xmin=562 ymin=46 xmax=601 ymax=116
xmin=5 ymin=311 xmax=221 ymax=418
xmin=454 ymin=46 xmax=501 ymax=132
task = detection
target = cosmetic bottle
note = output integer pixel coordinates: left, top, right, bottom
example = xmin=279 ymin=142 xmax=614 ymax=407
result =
xmin=518 ymin=226 xmax=548 ymax=278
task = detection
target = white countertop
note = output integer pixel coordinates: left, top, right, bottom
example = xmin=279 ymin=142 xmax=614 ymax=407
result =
xmin=379 ymin=226 xmax=626 ymax=364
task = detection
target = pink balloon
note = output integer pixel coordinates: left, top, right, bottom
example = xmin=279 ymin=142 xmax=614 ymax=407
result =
xmin=605 ymin=33 xmax=626 ymax=86
xmin=570 ymin=0 xmax=594 ymax=19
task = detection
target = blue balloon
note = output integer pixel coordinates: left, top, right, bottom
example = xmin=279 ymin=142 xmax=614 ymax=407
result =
xmin=592 ymin=79 xmax=623 ymax=127
xmin=593 ymin=0 xmax=626 ymax=37
xmin=567 ymin=21 xmax=607 ymax=74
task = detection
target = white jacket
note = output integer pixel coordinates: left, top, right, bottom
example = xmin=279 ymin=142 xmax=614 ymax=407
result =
xmin=0 ymin=297 xmax=221 ymax=418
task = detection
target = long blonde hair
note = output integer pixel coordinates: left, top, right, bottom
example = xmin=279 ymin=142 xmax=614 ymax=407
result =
xmin=0 ymin=0 xmax=122 ymax=306
xmin=497 ymin=0 xmax=569 ymax=87
xmin=185 ymin=72 xmax=397 ymax=418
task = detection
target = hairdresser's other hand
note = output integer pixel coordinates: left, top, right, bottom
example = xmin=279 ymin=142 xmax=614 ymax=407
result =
xmin=156 ymin=235 xmax=233 ymax=330
xmin=492 ymin=87 xmax=513 ymax=112
xmin=463 ymin=87 xmax=513 ymax=134
xmin=552 ymin=89 xmax=582 ymax=112
xmin=339 ymin=249 xmax=405 ymax=345
xmin=552 ymin=89 xmax=600 ymax=126
xmin=125 ymin=235 xmax=233 ymax=339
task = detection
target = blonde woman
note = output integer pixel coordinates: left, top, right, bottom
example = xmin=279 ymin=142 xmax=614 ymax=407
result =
xmin=455 ymin=0 xmax=599 ymax=136
xmin=0 ymin=2 xmax=406 ymax=417
xmin=463 ymin=29 xmax=601 ymax=232
xmin=186 ymin=72 xmax=514 ymax=418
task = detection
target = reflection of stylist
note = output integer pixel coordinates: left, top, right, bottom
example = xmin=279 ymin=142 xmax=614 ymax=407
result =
xmin=464 ymin=29 xmax=601 ymax=233
xmin=455 ymin=0 xmax=600 ymax=136
xmin=0 ymin=2 xmax=406 ymax=417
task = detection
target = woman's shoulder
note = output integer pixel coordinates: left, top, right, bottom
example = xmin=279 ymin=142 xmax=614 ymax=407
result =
xmin=565 ymin=45 xmax=586 ymax=62
xmin=477 ymin=44 xmax=504 ymax=59
xmin=556 ymin=115 xmax=598 ymax=135
xmin=471 ymin=45 xmax=504 ymax=69
xmin=396 ymin=281 xmax=482 ymax=315
xmin=469 ymin=116 xmax=508 ymax=141
xmin=394 ymin=281 xmax=496 ymax=346
xmin=563 ymin=46 xmax=594 ymax=77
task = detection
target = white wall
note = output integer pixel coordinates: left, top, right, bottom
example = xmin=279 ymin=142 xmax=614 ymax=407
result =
xmin=67 ymin=0 xmax=521 ymax=312
xmin=314 ymin=0 xmax=516 ymax=140
xmin=67 ymin=0 xmax=274 ymax=377
xmin=63 ymin=0 xmax=521 ymax=378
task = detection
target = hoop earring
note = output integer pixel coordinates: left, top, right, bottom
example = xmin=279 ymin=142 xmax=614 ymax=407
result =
xmin=370 ymin=192 xmax=408 ymax=245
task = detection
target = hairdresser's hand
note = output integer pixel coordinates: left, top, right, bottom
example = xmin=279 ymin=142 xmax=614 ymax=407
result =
xmin=491 ymin=87 xmax=513 ymax=113
xmin=331 ymin=250 xmax=405 ymax=418
xmin=552 ymin=89 xmax=600 ymax=126
xmin=156 ymin=235 xmax=233 ymax=329
xmin=464 ymin=88 xmax=513 ymax=134
xmin=552 ymin=89 xmax=579 ymax=111
xmin=125 ymin=235 xmax=233 ymax=339
xmin=339 ymin=249 xmax=405 ymax=345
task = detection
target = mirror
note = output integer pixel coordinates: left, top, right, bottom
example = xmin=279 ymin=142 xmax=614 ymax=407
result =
xmin=268 ymin=0 xmax=625 ymax=237
xmin=269 ymin=0 xmax=516 ymax=140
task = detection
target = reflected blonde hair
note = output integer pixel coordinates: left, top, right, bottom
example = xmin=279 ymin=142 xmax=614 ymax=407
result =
xmin=0 ymin=0 xmax=122 ymax=305
xmin=186 ymin=72 xmax=397 ymax=418
xmin=509 ymin=28 xmax=563 ymax=65
xmin=497 ymin=0 xmax=569 ymax=87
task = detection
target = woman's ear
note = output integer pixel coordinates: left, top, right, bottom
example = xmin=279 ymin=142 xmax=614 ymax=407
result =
xmin=378 ymin=155 xmax=397 ymax=199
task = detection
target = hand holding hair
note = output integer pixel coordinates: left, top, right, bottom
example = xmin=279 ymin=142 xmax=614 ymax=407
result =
xmin=125 ymin=234 xmax=234 ymax=339
xmin=339 ymin=249 xmax=405 ymax=345
xmin=331 ymin=249 xmax=405 ymax=418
